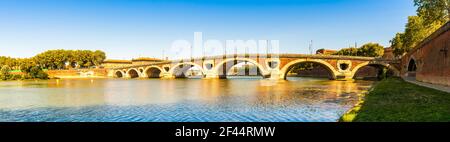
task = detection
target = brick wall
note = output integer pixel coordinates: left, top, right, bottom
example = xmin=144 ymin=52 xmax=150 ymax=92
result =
xmin=402 ymin=21 xmax=450 ymax=86
xmin=46 ymin=69 xmax=108 ymax=78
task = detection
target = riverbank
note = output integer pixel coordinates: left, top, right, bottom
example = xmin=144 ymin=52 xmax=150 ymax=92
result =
xmin=1 ymin=68 xmax=109 ymax=81
xmin=341 ymin=77 xmax=450 ymax=122
xmin=46 ymin=69 xmax=108 ymax=79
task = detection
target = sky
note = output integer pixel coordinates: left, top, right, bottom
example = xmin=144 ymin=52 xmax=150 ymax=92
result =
xmin=0 ymin=0 xmax=416 ymax=59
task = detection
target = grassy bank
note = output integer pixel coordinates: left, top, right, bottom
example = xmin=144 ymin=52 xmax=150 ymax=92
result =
xmin=341 ymin=77 xmax=450 ymax=122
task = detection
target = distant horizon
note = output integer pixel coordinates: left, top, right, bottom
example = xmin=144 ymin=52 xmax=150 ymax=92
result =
xmin=0 ymin=0 xmax=416 ymax=59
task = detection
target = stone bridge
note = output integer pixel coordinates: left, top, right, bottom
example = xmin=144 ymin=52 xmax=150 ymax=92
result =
xmin=107 ymin=54 xmax=400 ymax=80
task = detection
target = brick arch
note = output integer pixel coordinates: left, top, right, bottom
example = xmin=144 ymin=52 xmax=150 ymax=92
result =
xmin=279 ymin=59 xmax=338 ymax=80
xmin=126 ymin=68 xmax=140 ymax=78
xmin=214 ymin=58 xmax=270 ymax=78
xmin=138 ymin=67 xmax=145 ymax=73
xmin=407 ymin=56 xmax=418 ymax=72
xmin=114 ymin=70 xmax=125 ymax=78
xmin=169 ymin=62 xmax=205 ymax=78
xmin=143 ymin=66 xmax=164 ymax=78
xmin=351 ymin=61 xmax=400 ymax=78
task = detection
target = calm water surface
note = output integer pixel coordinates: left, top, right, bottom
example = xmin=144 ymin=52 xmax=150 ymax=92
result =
xmin=0 ymin=77 xmax=374 ymax=122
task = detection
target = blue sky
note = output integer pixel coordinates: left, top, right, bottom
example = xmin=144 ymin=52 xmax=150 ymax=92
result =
xmin=0 ymin=0 xmax=416 ymax=59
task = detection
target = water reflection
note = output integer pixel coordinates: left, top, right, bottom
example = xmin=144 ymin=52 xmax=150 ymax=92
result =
xmin=0 ymin=77 xmax=374 ymax=122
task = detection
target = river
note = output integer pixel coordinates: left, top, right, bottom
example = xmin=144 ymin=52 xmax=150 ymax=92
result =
xmin=0 ymin=77 xmax=374 ymax=122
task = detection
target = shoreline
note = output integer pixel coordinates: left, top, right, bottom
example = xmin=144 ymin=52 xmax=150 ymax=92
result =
xmin=50 ymin=76 xmax=108 ymax=79
xmin=339 ymin=89 xmax=372 ymax=122
xmin=339 ymin=77 xmax=450 ymax=122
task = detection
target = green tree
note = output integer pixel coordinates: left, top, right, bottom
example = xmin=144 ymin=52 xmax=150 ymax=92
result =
xmin=19 ymin=58 xmax=37 ymax=73
xmin=334 ymin=47 xmax=359 ymax=56
xmin=93 ymin=50 xmax=106 ymax=67
xmin=0 ymin=65 xmax=11 ymax=80
xmin=357 ymin=43 xmax=385 ymax=57
xmin=333 ymin=43 xmax=384 ymax=57
xmin=390 ymin=0 xmax=449 ymax=57
xmin=391 ymin=16 xmax=443 ymax=57
xmin=0 ymin=56 xmax=18 ymax=69
xmin=391 ymin=33 xmax=406 ymax=56
xmin=33 ymin=49 xmax=106 ymax=69
xmin=414 ymin=0 xmax=449 ymax=23
xmin=28 ymin=66 xmax=48 ymax=79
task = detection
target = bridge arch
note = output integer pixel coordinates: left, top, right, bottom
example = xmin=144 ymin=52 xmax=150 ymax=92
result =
xmin=351 ymin=61 xmax=400 ymax=79
xmin=279 ymin=59 xmax=337 ymax=80
xmin=114 ymin=70 xmax=125 ymax=78
xmin=405 ymin=56 xmax=418 ymax=77
xmin=407 ymin=58 xmax=417 ymax=72
xmin=126 ymin=68 xmax=140 ymax=78
xmin=144 ymin=66 xmax=164 ymax=78
xmin=214 ymin=58 xmax=269 ymax=78
xmin=169 ymin=62 xmax=205 ymax=78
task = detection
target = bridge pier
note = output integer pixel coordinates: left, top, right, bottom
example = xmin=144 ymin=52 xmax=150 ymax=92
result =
xmin=139 ymin=74 xmax=148 ymax=78
xmin=204 ymin=75 xmax=220 ymax=79
xmin=333 ymin=71 xmax=351 ymax=80
xmin=268 ymin=70 xmax=282 ymax=80
xmin=123 ymin=75 xmax=132 ymax=79
xmin=161 ymin=73 xmax=175 ymax=79
xmin=203 ymin=69 xmax=220 ymax=79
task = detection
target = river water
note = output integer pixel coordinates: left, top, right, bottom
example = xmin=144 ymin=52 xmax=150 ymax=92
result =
xmin=0 ymin=77 xmax=374 ymax=122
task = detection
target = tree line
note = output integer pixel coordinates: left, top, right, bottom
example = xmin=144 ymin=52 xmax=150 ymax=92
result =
xmin=0 ymin=50 xmax=106 ymax=80
xmin=391 ymin=0 xmax=449 ymax=57
xmin=34 ymin=50 xmax=106 ymax=70
xmin=332 ymin=43 xmax=385 ymax=57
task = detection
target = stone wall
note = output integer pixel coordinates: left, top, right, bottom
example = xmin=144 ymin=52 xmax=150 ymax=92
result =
xmin=47 ymin=69 xmax=108 ymax=78
xmin=353 ymin=66 xmax=379 ymax=79
xmin=401 ymin=21 xmax=450 ymax=86
xmin=102 ymin=63 xmax=133 ymax=69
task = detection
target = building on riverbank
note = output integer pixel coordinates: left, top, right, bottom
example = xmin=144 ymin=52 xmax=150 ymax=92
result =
xmin=382 ymin=47 xmax=395 ymax=60
xmin=316 ymin=49 xmax=337 ymax=55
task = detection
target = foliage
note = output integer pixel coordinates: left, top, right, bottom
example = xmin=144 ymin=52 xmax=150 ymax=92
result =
xmin=342 ymin=78 xmax=450 ymax=122
xmin=414 ymin=0 xmax=449 ymax=23
xmin=0 ymin=65 xmax=11 ymax=80
xmin=33 ymin=49 xmax=106 ymax=70
xmin=0 ymin=56 xmax=19 ymax=70
xmin=0 ymin=49 xmax=105 ymax=80
xmin=18 ymin=58 xmax=37 ymax=73
xmin=10 ymin=74 xmax=22 ymax=80
xmin=333 ymin=43 xmax=384 ymax=57
xmin=28 ymin=66 xmax=49 ymax=79
xmin=390 ymin=33 xmax=406 ymax=56
xmin=333 ymin=47 xmax=359 ymax=56
xmin=391 ymin=0 xmax=448 ymax=57
xmin=357 ymin=43 xmax=385 ymax=57
xmin=0 ymin=50 xmax=106 ymax=70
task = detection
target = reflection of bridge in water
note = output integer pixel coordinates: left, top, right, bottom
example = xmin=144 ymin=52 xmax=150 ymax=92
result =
xmin=108 ymin=54 xmax=400 ymax=80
